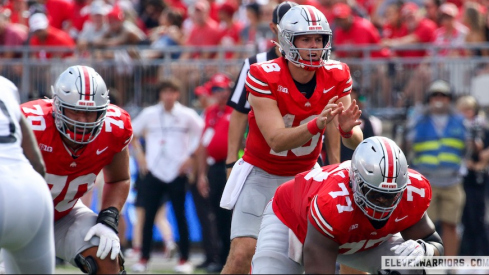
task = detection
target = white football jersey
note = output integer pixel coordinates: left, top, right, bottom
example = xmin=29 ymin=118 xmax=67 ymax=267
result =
xmin=0 ymin=76 xmax=28 ymax=164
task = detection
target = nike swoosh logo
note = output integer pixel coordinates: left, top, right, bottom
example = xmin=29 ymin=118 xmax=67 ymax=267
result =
xmin=323 ymin=86 xmax=335 ymax=93
xmin=96 ymin=146 xmax=109 ymax=155
xmin=395 ymin=215 xmax=408 ymax=222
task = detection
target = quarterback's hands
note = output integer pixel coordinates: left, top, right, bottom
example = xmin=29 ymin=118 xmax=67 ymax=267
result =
xmin=337 ymin=99 xmax=362 ymax=133
xmin=391 ymin=239 xmax=435 ymax=266
xmin=84 ymin=223 xmax=121 ymax=260
xmin=317 ymin=96 xmax=342 ymax=129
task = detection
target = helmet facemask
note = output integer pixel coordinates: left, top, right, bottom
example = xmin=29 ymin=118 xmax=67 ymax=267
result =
xmin=53 ymin=96 xmax=108 ymax=145
xmin=350 ymin=136 xmax=410 ymax=221
xmin=351 ymin=169 xmax=406 ymax=221
xmin=51 ymin=65 xmax=110 ymax=145
xmin=276 ymin=5 xmax=332 ymax=71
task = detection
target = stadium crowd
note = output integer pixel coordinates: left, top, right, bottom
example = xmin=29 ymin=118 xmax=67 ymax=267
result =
xmin=1 ymin=0 xmax=489 ymax=274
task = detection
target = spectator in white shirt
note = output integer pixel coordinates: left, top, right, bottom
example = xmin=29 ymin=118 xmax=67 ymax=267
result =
xmin=130 ymin=78 xmax=204 ymax=273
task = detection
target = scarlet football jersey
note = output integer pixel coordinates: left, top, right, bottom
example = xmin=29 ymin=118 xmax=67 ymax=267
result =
xmin=21 ymin=99 xmax=133 ymax=221
xmin=272 ymin=162 xmax=431 ymax=254
xmin=243 ymin=57 xmax=352 ymax=176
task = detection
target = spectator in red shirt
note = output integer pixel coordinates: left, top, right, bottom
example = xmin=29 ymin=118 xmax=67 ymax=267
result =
xmin=28 ymin=12 xmax=74 ymax=98
xmin=180 ymin=0 xmax=221 ymax=60
xmin=217 ymin=1 xmax=243 ymax=59
xmin=39 ymin=0 xmax=74 ymax=31
xmin=316 ymin=0 xmax=335 ymax=25
xmin=2 ymin=0 xmax=29 ymax=27
xmin=29 ymin=13 xmax=75 ymax=59
xmin=382 ymin=1 xmax=408 ymax=57
xmin=432 ymin=2 xmax=468 ymax=57
xmin=332 ymin=3 xmax=388 ymax=58
xmin=382 ymin=3 xmax=437 ymax=106
xmin=0 ymin=10 xmax=27 ymax=58
xmin=424 ymin=0 xmax=442 ymax=27
xmin=381 ymin=3 xmax=436 ymax=58
xmin=68 ymin=0 xmax=90 ymax=38
xmin=195 ymin=72 xmax=234 ymax=273
xmin=209 ymin=0 xmax=220 ymax=22
xmin=0 ymin=9 xmax=27 ymax=85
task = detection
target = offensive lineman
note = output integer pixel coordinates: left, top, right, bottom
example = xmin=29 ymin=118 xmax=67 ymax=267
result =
xmin=21 ymin=66 xmax=133 ymax=274
xmin=251 ymin=136 xmax=444 ymax=274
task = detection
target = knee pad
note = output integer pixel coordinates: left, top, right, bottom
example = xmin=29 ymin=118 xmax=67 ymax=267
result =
xmin=74 ymin=254 xmax=98 ymax=275
xmin=74 ymin=251 xmax=126 ymax=274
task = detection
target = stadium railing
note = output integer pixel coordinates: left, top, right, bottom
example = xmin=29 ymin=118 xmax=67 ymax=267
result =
xmin=1 ymin=43 xmax=489 ymax=116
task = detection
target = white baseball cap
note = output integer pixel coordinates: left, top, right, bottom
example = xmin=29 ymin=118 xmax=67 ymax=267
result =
xmin=29 ymin=13 xmax=48 ymax=32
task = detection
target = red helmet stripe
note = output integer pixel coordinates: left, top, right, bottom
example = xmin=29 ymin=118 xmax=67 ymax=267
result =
xmin=380 ymin=137 xmax=395 ymax=183
xmin=81 ymin=66 xmax=91 ymax=101
xmin=306 ymin=6 xmax=318 ymax=26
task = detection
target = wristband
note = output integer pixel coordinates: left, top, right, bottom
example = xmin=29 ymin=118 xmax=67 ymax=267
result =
xmin=225 ymin=162 xmax=236 ymax=169
xmin=307 ymin=118 xmax=321 ymax=135
xmin=338 ymin=125 xmax=353 ymax=138
xmin=96 ymin=207 xmax=120 ymax=234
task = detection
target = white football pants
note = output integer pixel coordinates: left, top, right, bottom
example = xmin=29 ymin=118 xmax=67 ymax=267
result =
xmin=0 ymin=163 xmax=54 ymax=274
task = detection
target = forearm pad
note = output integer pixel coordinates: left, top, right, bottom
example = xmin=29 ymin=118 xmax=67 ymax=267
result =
xmin=96 ymin=207 xmax=120 ymax=234
xmin=422 ymin=231 xmax=444 ymax=256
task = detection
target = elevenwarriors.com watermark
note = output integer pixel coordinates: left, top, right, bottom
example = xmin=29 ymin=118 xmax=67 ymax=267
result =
xmin=382 ymin=256 xmax=489 ymax=270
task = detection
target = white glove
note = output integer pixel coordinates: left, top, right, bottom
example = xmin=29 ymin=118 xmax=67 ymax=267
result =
xmin=84 ymin=223 xmax=121 ymax=260
xmin=390 ymin=239 xmax=434 ymax=266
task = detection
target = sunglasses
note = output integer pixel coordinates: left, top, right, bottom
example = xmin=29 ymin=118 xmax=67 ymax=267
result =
xmin=211 ymin=87 xmax=226 ymax=93
xmin=430 ymin=92 xmax=449 ymax=98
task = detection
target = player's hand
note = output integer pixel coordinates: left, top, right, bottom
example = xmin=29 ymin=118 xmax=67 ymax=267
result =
xmin=178 ymin=157 xmax=194 ymax=175
xmin=136 ymin=156 xmax=148 ymax=176
xmin=197 ymin=174 xmax=210 ymax=198
xmin=317 ymin=96 xmax=342 ymax=129
xmin=337 ymin=99 xmax=362 ymax=133
xmin=391 ymin=239 xmax=434 ymax=266
xmin=84 ymin=223 xmax=121 ymax=260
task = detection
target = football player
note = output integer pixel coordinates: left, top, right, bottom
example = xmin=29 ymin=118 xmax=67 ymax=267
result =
xmin=221 ymin=5 xmax=363 ymax=274
xmin=21 ymin=66 xmax=133 ymax=274
xmin=251 ymin=136 xmax=443 ymax=274
xmin=0 ymin=76 xmax=54 ymax=273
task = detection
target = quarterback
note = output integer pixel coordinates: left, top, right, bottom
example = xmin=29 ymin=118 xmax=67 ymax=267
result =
xmin=21 ymin=66 xmax=133 ymax=274
xmin=221 ymin=5 xmax=363 ymax=273
xmin=251 ymin=136 xmax=444 ymax=274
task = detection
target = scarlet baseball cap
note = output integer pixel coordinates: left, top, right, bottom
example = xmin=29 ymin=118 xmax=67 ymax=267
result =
xmin=272 ymin=1 xmax=298 ymax=24
xmin=195 ymin=84 xmax=211 ymax=97
xmin=107 ymin=7 xmax=124 ymax=21
xmin=218 ymin=2 xmax=236 ymax=17
xmin=401 ymin=2 xmax=419 ymax=16
xmin=332 ymin=3 xmax=352 ymax=19
xmin=210 ymin=73 xmax=232 ymax=89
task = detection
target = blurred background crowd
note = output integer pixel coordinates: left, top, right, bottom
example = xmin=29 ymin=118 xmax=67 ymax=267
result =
xmin=2 ymin=0 xmax=489 ymax=272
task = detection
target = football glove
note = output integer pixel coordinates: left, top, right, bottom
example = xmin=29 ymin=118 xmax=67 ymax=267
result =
xmin=84 ymin=223 xmax=121 ymax=260
xmin=390 ymin=239 xmax=434 ymax=266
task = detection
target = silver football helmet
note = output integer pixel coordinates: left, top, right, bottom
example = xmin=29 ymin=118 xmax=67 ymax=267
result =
xmin=51 ymin=65 xmax=109 ymax=145
xmin=277 ymin=5 xmax=332 ymax=71
xmin=351 ymin=136 xmax=409 ymax=221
